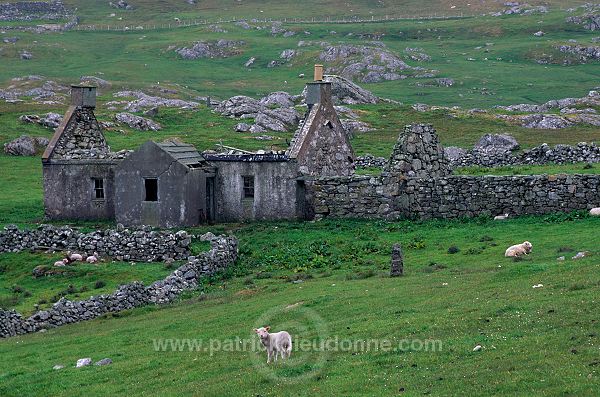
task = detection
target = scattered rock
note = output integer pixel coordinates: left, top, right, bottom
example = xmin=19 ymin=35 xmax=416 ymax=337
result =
xmin=176 ymin=39 xmax=244 ymax=59
xmin=3 ymin=135 xmax=49 ymax=156
xmin=80 ymin=76 xmax=110 ymax=89
xmin=534 ymin=31 xmax=545 ymax=37
xmin=115 ymin=113 xmax=161 ymax=131
xmin=76 ymin=358 xmax=92 ymax=368
xmin=109 ymin=0 xmax=132 ymax=10
xmin=235 ymin=122 xmax=251 ymax=132
xmin=95 ymin=358 xmax=112 ymax=366
xmin=260 ymin=91 xmax=294 ymax=108
xmin=53 ymin=365 xmax=64 ymax=370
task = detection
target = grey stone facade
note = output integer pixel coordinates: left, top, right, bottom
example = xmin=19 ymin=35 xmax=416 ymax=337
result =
xmin=43 ymin=81 xmax=355 ymax=226
xmin=115 ymin=141 xmax=213 ymax=228
xmin=0 ymin=234 xmax=238 ymax=338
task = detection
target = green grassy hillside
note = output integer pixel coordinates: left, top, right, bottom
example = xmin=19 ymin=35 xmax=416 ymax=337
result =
xmin=0 ymin=215 xmax=599 ymax=396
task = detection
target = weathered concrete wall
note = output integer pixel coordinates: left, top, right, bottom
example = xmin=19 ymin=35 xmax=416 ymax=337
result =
xmin=114 ymin=142 xmax=208 ymax=228
xmin=43 ymin=160 xmax=118 ymax=220
xmin=211 ymin=159 xmax=300 ymax=222
xmin=0 ymin=234 xmax=238 ymax=338
xmin=311 ymin=173 xmax=600 ymax=220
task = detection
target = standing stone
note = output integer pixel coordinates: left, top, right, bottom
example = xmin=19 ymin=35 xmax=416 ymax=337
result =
xmin=390 ymin=243 xmax=404 ymax=277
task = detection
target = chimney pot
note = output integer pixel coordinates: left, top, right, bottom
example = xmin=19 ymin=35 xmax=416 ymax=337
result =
xmin=70 ymin=85 xmax=97 ymax=108
xmin=314 ymin=64 xmax=324 ymax=82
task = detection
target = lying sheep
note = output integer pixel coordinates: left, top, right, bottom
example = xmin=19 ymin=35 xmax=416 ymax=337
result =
xmin=590 ymin=208 xmax=600 ymax=216
xmin=54 ymin=258 xmax=68 ymax=267
xmin=66 ymin=251 xmax=83 ymax=262
xmin=494 ymin=213 xmax=509 ymax=221
xmin=86 ymin=252 xmax=99 ymax=263
xmin=505 ymin=241 xmax=533 ymax=257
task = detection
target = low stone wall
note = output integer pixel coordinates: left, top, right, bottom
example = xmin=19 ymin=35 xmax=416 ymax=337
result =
xmin=0 ymin=234 xmax=238 ymax=338
xmin=312 ymin=173 xmax=600 ymax=220
xmin=0 ymin=224 xmax=192 ymax=262
xmin=447 ymin=142 xmax=600 ymax=168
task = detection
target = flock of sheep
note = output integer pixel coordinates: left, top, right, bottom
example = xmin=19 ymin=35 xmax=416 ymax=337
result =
xmin=53 ymin=251 xmax=100 ymax=267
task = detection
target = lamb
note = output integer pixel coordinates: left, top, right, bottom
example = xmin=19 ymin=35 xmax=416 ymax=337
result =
xmin=254 ymin=326 xmax=292 ymax=364
xmin=66 ymin=251 xmax=83 ymax=262
xmin=53 ymin=258 xmax=68 ymax=267
xmin=494 ymin=213 xmax=509 ymax=220
xmin=86 ymin=252 xmax=99 ymax=263
xmin=590 ymin=208 xmax=600 ymax=216
xmin=505 ymin=241 xmax=533 ymax=257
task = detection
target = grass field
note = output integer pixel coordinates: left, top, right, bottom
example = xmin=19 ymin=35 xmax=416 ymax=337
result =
xmin=0 ymin=215 xmax=599 ymax=396
xmin=1 ymin=3 xmax=600 ymax=395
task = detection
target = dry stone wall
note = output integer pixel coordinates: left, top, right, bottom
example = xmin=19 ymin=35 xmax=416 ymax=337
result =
xmin=0 ymin=224 xmax=193 ymax=261
xmin=312 ymin=173 xmax=600 ymax=220
xmin=0 ymin=234 xmax=238 ymax=338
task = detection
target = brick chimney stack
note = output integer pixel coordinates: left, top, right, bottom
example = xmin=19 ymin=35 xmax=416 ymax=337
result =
xmin=70 ymin=85 xmax=96 ymax=108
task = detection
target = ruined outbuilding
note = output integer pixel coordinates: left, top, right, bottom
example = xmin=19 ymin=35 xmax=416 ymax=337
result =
xmin=42 ymin=68 xmax=355 ymax=226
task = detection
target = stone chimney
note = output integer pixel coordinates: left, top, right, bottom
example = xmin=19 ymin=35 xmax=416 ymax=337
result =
xmin=70 ymin=85 xmax=96 ymax=108
xmin=305 ymin=64 xmax=331 ymax=109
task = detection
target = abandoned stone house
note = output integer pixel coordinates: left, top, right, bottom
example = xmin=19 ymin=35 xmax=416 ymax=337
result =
xmin=42 ymin=77 xmax=354 ymax=227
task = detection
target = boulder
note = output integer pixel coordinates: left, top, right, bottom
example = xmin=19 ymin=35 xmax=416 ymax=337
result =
xmin=3 ymin=135 xmax=49 ymax=156
xmin=303 ymin=75 xmax=378 ymax=105
xmin=474 ymin=134 xmax=520 ymax=152
xmin=260 ymin=91 xmax=294 ymax=108
xmin=176 ymin=40 xmax=244 ymax=59
xmin=234 ymin=123 xmax=251 ymax=132
xmin=76 ymin=358 xmax=92 ymax=368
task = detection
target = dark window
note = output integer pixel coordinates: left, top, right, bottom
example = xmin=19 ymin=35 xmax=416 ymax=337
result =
xmin=144 ymin=178 xmax=158 ymax=202
xmin=93 ymin=178 xmax=104 ymax=199
xmin=243 ymin=176 xmax=254 ymax=199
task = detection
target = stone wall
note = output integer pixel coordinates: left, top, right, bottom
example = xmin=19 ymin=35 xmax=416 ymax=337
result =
xmin=0 ymin=234 xmax=238 ymax=338
xmin=446 ymin=142 xmax=600 ymax=168
xmin=311 ymin=173 xmax=600 ymax=220
xmin=384 ymin=124 xmax=451 ymax=177
xmin=0 ymin=224 xmax=194 ymax=262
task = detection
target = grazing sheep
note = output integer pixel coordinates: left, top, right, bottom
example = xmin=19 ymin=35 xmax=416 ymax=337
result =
xmin=590 ymin=208 xmax=600 ymax=216
xmin=54 ymin=258 xmax=68 ymax=267
xmin=505 ymin=241 xmax=533 ymax=257
xmin=254 ymin=326 xmax=292 ymax=364
xmin=494 ymin=213 xmax=509 ymax=220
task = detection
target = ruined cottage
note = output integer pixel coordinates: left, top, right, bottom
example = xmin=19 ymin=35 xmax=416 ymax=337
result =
xmin=42 ymin=72 xmax=355 ymax=227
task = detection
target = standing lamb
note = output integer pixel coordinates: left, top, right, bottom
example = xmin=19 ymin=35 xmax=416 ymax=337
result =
xmin=254 ymin=326 xmax=292 ymax=363
xmin=505 ymin=241 xmax=533 ymax=257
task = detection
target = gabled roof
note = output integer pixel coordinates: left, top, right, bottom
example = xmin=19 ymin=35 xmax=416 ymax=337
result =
xmin=156 ymin=141 xmax=206 ymax=168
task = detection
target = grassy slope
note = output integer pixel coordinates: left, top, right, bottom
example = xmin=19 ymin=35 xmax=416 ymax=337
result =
xmin=0 ymin=216 xmax=599 ymax=396
xmin=1 ymin=11 xmax=599 ymax=106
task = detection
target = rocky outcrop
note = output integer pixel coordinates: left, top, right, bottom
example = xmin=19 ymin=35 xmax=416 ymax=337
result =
xmin=474 ymin=134 xmax=520 ymax=152
xmin=566 ymin=4 xmax=600 ymax=31
xmin=176 ymin=39 xmax=244 ymax=59
xmin=109 ymin=0 xmax=132 ymax=10
xmin=0 ymin=233 xmax=238 ymax=338
xmin=19 ymin=112 xmax=62 ymax=129
xmin=113 ymin=91 xmax=199 ymax=113
xmin=556 ymin=44 xmax=600 ymax=61
xmin=0 ymin=1 xmax=70 ymax=21
xmin=3 ymin=135 xmax=49 ymax=156
xmin=490 ymin=3 xmax=548 ymax=17
xmin=115 ymin=112 xmax=161 ymax=131
xmin=320 ymin=44 xmax=425 ymax=83
xmin=215 ymin=94 xmax=300 ymax=132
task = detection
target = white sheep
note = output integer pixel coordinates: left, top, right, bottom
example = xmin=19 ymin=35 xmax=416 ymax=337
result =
xmin=505 ymin=241 xmax=533 ymax=257
xmin=54 ymin=258 xmax=68 ymax=267
xmin=66 ymin=251 xmax=83 ymax=262
xmin=494 ymin=213 xmax=509 ymax=220
xmin=86 ymin=252 xmax=99 ymax=263
xmin=590 ymin=208 xmax=600 ymax=216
